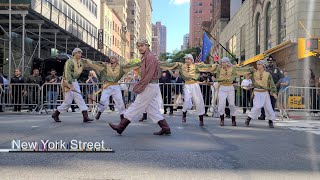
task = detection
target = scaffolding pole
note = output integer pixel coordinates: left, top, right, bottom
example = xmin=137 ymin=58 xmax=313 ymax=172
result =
xmin=21 ymin=14 xmax=26 ymax=75
xmin=8 ymin=0 xmax=11 ymax=80
xmin=38 ymin=24 xmax=41 ymax=58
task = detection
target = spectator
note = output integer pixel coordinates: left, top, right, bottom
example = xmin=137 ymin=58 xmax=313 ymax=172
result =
xmin=0 ymin=71 xmax=9 ymax=112
xmin=308 ymin=69 xmax=317 ymax=113
xmin=278 ymin=69 xmax=291 ymax=117
xmin=126 ymin=74 xmax=134 ymax=104
xmin=199 ymin=72 xmax=213 ymax=116
xmin=25 ymin=68 xmax=42 ymax=112
xmin=172 ymin=70 xmax=184 ymax=110
xmin=10 ymin=69 xmax=25 ymax=112
xmin=45 ymin=69 xmax=59 ymax=110
xmin=241 ymin=74 xmax=253 ymax=114
xmin=120 ymin=78 xmax=128 ymax=105
xmin=159 ymin=70 xmax=173 ymax=115
xmin=86 ymin=70 xmax=98 ymax=112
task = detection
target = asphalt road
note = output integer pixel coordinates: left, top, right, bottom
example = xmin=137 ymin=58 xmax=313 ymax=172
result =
xmin=0 ymin=110 xmax=320 ymax=180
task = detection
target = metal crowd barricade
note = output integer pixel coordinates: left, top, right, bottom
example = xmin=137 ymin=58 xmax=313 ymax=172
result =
xmin=278 ymin=86 xmax=320 ymax=119
xmin=39 ymin=82 xmax=101 ymax=115
xmin=0 ymin=83 xmax=41 ymax=112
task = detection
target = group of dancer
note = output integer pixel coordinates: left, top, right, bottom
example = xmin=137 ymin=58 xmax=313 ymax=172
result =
xmin=52 ymin=38 xmax=278 ymax=136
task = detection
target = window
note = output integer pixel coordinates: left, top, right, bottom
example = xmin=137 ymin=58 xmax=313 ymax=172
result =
xmin=199 ymin=2 xmax=202 ymax=6
xmin=265 ymin=3 xmax=272 ymax=50
xmin=278 ymin=0 xmax=286 ymax=44
xmin=199 ymin=10 xmax=202 ymax=13
xmin=131 ymin=10 xmax=134 ymax=15
xmin=255 ymin=13 xmax=261 ymax=55
xmin=194 ymin=2 xmax=198 ymax=6
xmin=195 ymin=10 xmax=198 ymax=13
xmin=240 ymin=25 xmax=246 ymax=61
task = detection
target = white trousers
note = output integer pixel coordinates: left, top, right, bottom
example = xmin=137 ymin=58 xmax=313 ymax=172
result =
xmin=98 ymin=85 xmax=125 ymax=114
xmin=182 ymin=83 xmax=205 ymax=115
xmin=249 ymin=91 xmax=275 ymax=120
xmin=218 ymin=85 xmax=236 ymax=116
xmin=124 ymin=84 xmax=164 ymax=123
xmin=57 ymin=81 xmax=88 ymax=112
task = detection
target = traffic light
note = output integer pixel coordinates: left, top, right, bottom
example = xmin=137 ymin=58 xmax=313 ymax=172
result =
xmin=305 ymin=38 xmax=318 ymax=51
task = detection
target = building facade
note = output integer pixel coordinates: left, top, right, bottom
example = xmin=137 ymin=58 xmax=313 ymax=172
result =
xmin=111 ymin=10 xmax=123 ymax=59
xmin=181 ymin=33 xmax=189 ymax=51
xmin=127 ymin=0 xmax=140 ymax=59
xmin=210 ymin=0 xmax=320 ymax=86
xmin=100 ymin=1 xmax=112 ymax=57
xmin=152 ymin=22 xmax=167 ymax=57
xmin=0 ymin=0 xmax=105 ymax=77
xmin=189 ymin=0 xmax=213 ymax=48
xmin=138 ymin=0 xmax=152 ymax=50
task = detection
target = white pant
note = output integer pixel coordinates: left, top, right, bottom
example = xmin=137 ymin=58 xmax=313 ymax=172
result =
xmin=249 ymin=91 xmax=275 ymax=120
xmin=218 ymin=85 xmax=236 ymax=116
xmin=57 ymin=81 xmax=88 ymax=112
xmin=124 ymin=84 xmax=164 ymax=123
xmin=182 ymin=83 xmax=205 ymax=115
xmin=98 ymin=85 xmax=125 ymax=114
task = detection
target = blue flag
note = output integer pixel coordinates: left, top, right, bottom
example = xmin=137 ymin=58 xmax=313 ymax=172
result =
xmin=201 ymin=32 xmax=213 ymax=62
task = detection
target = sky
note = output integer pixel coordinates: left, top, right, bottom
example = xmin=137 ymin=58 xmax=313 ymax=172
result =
xmin=152 ymin=0 xmax=190 ymax=53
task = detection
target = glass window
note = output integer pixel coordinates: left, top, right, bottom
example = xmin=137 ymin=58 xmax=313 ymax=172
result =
xmin=255 ymin=13 xmax=261 ymax=55
xmin=199 ymin=10 xmax=202 ymax=13
xmin=265 ymin=3 xmax=272 ymax=50
xmin=199 ymin=2 xmax=202 ymax=6
xmin=278 ymin=0 xmax=286 ymax=44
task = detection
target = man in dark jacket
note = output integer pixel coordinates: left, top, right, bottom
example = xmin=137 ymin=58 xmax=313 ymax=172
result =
xmin=11 ymin=69 xmax=26 ymax=112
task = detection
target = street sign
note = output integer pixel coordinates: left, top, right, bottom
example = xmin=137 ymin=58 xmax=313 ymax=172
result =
xmin=98 ymin=29 xmax=103 ymax=49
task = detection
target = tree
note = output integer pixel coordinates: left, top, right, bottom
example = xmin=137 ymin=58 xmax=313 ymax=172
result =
xmin=171 ymin=47 xmax=199 ymax=63
xmin=158 ymin=53 xmax=171 ymax=61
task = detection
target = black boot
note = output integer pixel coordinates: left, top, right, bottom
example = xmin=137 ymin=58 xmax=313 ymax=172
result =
xmin=220 ymin=115 xmax=224 ymax=126
xmin=154 ymin=119 xmax=171 ymax=135
xmin=268 ymin=120 xmax=274 ymax=128
xmin=109 ymin=118 xmax=131 ymax=135
xmin=95 ymin=111 xmax=102 ymax=120
xmin=120 ymin=114 xmax=124 ymax=120
xmin=258 ymin=115 xmax=265 ymax=120
xmin=139 ymin=113 xmax=147 ymax=122
xmin=199 ymin=115 xmax=204 ymax=126
xmin=82 ymin=111 xmax=94 ymax=122
xmin=52 ymin=110 xmax=61 ymax=122
xmin=182 ymin=111 xmax=187 ymax=123
xmin=232 ymin=116 xmax=237 ymax=126
xmin=245 ymin=117 xmax=251 ymax=126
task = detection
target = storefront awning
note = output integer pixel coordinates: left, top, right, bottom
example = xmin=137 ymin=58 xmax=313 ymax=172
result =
xmin=240 ymin=40 xmax=293 ymax=66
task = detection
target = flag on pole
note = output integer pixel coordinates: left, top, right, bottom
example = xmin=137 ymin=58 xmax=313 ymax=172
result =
xmin=200 ymin=32 xmax=213 ymax=62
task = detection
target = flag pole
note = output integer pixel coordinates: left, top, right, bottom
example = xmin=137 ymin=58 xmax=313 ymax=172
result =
xmin=201 ymin=27 xmax=238 ymax=62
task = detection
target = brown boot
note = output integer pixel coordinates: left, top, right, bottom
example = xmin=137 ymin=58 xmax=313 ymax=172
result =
xmin=109 ymin=118 xmax=131 ymax=135
xmin=154 ymin=119 xmax=171 ymax=135
xmin=182 ymin=111 xmax=187 ymax=123
xmin=232 ymin=116 xmax=237 ymax=126
xmin=199 ymin=115 xmax=204 ymax=126
xmin=52 ymin=110 xmax=61 ymax=122
xmin=82 ymin=111 xmax=94 ymax=122
xmin=95 ymin=111 xmax=102 ymax=120
xmin=120 ymin=114 xmax=124 ymax=120
xmin=139 ymin=113 xmax=147 ymax=122
xmin=220 ymin=115 xmax=224 ymax=126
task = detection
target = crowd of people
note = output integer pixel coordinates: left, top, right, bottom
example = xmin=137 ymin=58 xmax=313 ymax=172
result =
xmin=1 ymin=39 xmax=320 ymax=134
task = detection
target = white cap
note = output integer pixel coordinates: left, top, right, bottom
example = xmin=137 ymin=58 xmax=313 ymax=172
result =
xmin=184 ymin=54 xmax=194 ymax=62
xmin=257 ymin=60 xmax=267 ymax=67
xmin=72 ymin=48 xmax=83 ymax=56
xmin=219 ymin=57 xmax=231 ymax=64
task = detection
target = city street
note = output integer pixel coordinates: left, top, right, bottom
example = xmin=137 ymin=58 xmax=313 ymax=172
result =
xmin=1 ymin=110 xmax=320 ymax=179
